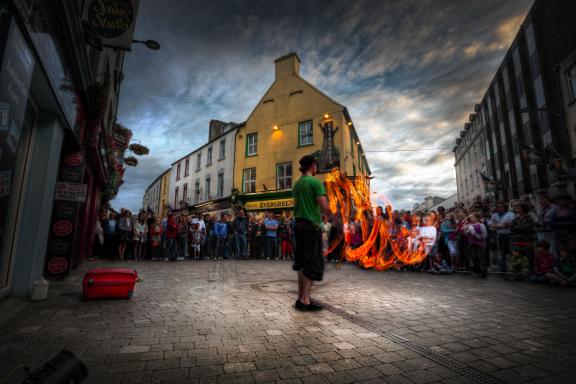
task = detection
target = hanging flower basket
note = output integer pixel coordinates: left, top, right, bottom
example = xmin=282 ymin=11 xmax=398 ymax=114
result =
xmin=124 ymin=156 xmax=138 ymax=167
xmin=128 ymin=143 xmax=150 ymax=156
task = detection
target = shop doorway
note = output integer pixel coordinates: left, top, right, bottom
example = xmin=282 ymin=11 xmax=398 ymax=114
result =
xmin=0 ymin=100 xmax=37 ymax=297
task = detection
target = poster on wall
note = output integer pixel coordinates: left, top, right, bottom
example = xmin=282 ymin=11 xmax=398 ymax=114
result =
xmin=82 ymin=0 xmax=140 ymax=50
xmin=54 ymin=182 xmax=88 ymax=202
xmin=44 ymin=149 xmax=85 ymax=278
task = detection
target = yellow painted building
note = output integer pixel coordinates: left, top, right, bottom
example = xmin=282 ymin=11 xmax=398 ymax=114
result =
xmin=159 ymin=168 xmax=171 ymax=219
xmin=234 ymin=53 xmax=371 ymax=213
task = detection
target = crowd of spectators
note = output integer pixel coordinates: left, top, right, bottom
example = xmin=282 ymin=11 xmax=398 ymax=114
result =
xmin=94 ymin=190 xmax=575 ymax=287
xmin=96 ymin=209 xmax=298 ymax=263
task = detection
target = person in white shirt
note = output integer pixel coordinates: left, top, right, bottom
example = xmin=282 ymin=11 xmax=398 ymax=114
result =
xmin=189 ymin=214 xmax=206 ymax=260
xmin=418 ymin=215 xmax=438 ymax=266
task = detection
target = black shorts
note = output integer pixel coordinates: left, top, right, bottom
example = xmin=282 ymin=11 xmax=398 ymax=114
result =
xmin=293 ymin=219 xmax=324 ymax=281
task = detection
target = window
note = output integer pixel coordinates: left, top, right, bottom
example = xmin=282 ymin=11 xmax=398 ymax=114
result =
xmin=243 ymin=168 xmax=256 ymax=193
xmin=194 ymin=180 xmax=200 ymax=204
xmin=205 ymin=176 xmax=211 ymax=201
xmin=219 ymin=139 xmax=226 ymax=159
xmin=246 ymin=133 xmax=257 ymax=156
xmin=196 ymin=153 xmax=201 ymax=171
xmin=175 ymin=187 xmax=179 ymax=206
xmin=276 ymin=163 xmax=292 ymax=190
xmin=183 ymin=183 xmax=188 ymax=202
xmin=184 ymin=159 xmax=189 ymax=176
xmin=298 ymin=120 xmax=313 ymax=146
xmin=207 ymin=147 xmax=213 ymax=165
xmin=568 ymin=63 xmax=576 ymax=101
xmin=217 ymin=172 xmax=224 ymax=198
xmin=176 ymin=163 xmax=181 ymax=180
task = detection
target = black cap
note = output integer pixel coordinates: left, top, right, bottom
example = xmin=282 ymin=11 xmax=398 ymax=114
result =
xmin=299 ymin=155 xmax=317 ymax=171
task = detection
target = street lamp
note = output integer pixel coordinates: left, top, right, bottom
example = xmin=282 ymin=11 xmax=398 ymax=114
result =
xmin=132 ymin=39 xmax=161 ymax=50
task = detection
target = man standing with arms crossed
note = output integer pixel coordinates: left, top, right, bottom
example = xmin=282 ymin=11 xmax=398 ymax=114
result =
xmin=293 ymin=155 xmax=332 ymax=311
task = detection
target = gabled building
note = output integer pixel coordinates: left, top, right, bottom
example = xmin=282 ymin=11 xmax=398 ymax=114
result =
xmin=233 ymin=53 xmax=371 ymax=215
xmin=168 ymin=120 xmax=238 ymax=216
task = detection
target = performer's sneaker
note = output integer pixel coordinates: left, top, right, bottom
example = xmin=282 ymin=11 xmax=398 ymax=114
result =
xmin=295 ymin=300 xmax=323 ymax=311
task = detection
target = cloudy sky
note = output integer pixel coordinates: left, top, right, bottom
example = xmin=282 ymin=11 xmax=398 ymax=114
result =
xmin=114 ymin=0 xmax=534 ymax=212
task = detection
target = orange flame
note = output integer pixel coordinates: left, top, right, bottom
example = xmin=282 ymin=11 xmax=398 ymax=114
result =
xmin=323 ymin=169 xmax=427 ymax=270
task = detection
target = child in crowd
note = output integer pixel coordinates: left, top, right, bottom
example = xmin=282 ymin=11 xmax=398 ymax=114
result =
xmin=430 ymin=253 xmax=453 ymax=274
xmin=546 ymin=244 xmax=576 ymax=286
xmin=418 ymin=214 xmax=437 ymax=258
xmin=189 ymin=219 xmax=203 ymax=260
xmin=465 ymin=212 xmax=488 ymax=278
xmin=150 ymin=218 xmax=163 ymax=261
xmin=529 ymin=240 xmax=555 ymax=283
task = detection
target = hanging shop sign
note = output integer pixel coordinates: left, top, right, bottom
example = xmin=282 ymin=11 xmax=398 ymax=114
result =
xmin=55 ymin=182 xmax=88 ymax=202
xmin=244 ymin=198 xmax=294 ymax=211
xmin=82 ymin=0 xmax=140 ymax=50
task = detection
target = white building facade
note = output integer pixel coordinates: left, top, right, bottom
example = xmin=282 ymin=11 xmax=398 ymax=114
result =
xmin=143 ymin=174 xmax=162 ymax=216
xmin=169 ymin=121 xmax=238 ymax=212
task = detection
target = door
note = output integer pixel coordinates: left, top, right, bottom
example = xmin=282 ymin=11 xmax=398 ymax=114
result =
xmin=0 ymin=100 xmax=37 ymax=296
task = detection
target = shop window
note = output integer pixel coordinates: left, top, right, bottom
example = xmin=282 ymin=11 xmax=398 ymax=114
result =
xmin=276 ymin=163 xmax=292 ymax=190
xmin=298 ymin=120 xmax=313 ymax=146
xmin=243 ymin=168 xmax=256 ymax=193
xmin=246 ymin=133 xmax=257 ymax=156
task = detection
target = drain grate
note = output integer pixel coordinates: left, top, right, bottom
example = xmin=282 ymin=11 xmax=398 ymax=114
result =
xmin=320 ymin=302 xmax=503 ymax=384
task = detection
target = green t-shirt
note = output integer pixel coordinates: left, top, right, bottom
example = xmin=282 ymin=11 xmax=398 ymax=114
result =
xmin=293 ymin=175 xmax=326 ymax=226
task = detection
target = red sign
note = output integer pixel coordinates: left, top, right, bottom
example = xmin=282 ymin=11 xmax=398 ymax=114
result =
xmin=64 ymin=151 xmax=83 ymax=167
xmin=47 ymin=257 xmax=68 ymax=274
xmin=53 ymin=220 xmax=73 ymax=237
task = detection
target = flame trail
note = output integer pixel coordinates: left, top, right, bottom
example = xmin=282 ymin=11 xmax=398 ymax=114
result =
xmin=323 ymin=169 xmax=426 ymax=270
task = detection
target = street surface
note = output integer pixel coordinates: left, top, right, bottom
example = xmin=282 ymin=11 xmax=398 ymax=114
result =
xmin=0 ymin=260 xmax=575 ymax=384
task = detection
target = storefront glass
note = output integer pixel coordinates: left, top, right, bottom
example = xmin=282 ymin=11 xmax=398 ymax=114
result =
xmin=0 ymin=15 xmax=36 ymax=291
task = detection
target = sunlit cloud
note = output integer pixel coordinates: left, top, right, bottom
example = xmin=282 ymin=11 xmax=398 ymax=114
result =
xmin=114 ymin=0 xmax=533 ymax=212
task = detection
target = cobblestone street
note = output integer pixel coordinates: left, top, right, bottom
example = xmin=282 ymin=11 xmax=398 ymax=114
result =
xmin=1 ymin=260 xmax=575 ymax=384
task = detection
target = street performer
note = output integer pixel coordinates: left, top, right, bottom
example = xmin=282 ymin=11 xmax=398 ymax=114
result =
xmin=293 ymin=155 xmax=332 ymax=311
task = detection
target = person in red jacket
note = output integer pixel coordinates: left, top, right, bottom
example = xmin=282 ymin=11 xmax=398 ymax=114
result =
xmin=166 ymin=211 xmax=178 ymax=261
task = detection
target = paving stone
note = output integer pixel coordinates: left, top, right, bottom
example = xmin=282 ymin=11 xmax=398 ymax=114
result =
xmin=1 ymin=261 xmax=574 ymax=384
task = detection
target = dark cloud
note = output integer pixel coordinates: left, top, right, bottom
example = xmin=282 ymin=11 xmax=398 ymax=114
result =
xmin=113 ymin=0 xmax=533 ymax=211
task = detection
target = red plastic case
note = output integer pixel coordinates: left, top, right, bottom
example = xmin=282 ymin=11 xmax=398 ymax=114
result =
xmin=82 ymin=268 xmax=138 ymax=300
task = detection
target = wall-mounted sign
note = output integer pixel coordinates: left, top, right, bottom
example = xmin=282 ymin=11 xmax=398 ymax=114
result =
xmin=53 ymin=220 xmax=73 ymax=237
xmin=55 ymin=182 xmax=87 ymax=202
xmin=82 ymin=0 xmax=140 ymax=50
xmin=47 ymin=257 xmax=68 ymax=274
xmin=64 ymin=151 xmax=83 ymax=167
xmin=244 ymin=198 xmax=294 ymax=211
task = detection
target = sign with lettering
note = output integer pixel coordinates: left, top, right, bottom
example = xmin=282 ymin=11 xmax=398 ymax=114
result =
xmin=244 ymin=198 xmax=294 ymax=211
xmin=55 ymin=182 xmax=88 ymax=202
xmin=47 ymin=257 xmax=68 ymax=274
xmin=53 ymin=220 xmax=73 ymax=237
xmin=82 ymin=0 xmax=140 ymax=50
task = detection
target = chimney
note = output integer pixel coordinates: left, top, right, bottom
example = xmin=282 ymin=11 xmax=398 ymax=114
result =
xmin=274 ymin=52 xmax=301 ymax=80
xmin=209 ymin=120 xmax=225 ymax=141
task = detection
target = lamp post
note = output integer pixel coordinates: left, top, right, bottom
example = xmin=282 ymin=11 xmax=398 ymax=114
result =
xmin=132 ymin=39 xmax=161 ymax=50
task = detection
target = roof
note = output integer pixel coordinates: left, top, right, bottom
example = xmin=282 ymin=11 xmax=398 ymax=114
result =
xmin=170 ymin=122 xmax=244 ymax=166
